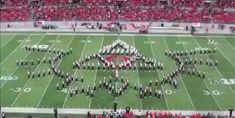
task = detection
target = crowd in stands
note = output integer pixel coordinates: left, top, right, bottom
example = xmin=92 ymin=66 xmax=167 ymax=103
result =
xmin=86 ymin=110 xmax=230 ymax=118
xmin=144 ymin=111 xmax=222 ymax=118
xmin=0 ymin=0 xmax=234 ymax=23
xmin=0 ymin=7 xmax=31 ymax=21
xmin=214 ymin=0 xmax=235 ymax=8
xmin=0 ymin=0 xmax=27 ymax=6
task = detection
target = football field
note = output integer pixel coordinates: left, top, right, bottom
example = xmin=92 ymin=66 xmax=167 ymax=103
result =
xmin=1 ymin=32 xmax=235 ymax=111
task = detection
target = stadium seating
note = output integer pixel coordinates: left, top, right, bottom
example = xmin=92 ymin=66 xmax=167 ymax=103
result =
xmin=41 ymin=0 xmax=70 ymax=5
xmin=212 ymin=10 xmax=235 ymax=23
xmin=214 ymin=0 xmax=235 ymax=8
xmin=0 ymin=7 xmax=31 ymax=21
xmin=0 ymin=0 xmax=234 ymax=23
xmin=86 ymin=111 xmax=222 ymax=118
xmin=1 ymin=0 xmax=27 ymax=6
xmin=171 ymin=0 xmax=203 ymax=8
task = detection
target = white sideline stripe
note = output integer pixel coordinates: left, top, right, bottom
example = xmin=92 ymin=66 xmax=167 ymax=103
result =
xmin=62 ymin=35 xmax=90 ymax=108
xmin=177 ymin=37 xmax=222 ymax=110
xmin=89 ymin=36 xmax=104 ymax=109
xmin=36 ymin=35 xmax=75 ymax=107
xmin=1 ymin=33 xmax=235 ymax=38
xmin=0 ymin=35 xmax=45 ymax=88
xmin=1 ymin=107 xmax=233 ymax=116
xmin=11 ymin=37 xmax=58 ymax=106
xmin=148 ymin=36 xmax=169 ymax=110
xmin=163 ymin=37 xmax=196 ymax=110
xmin=1 ymin=35 xmax=17 ymax=48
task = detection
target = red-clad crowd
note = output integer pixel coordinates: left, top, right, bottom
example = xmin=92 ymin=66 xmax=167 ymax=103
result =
xmin=145 ymin=111 xmax=182 ymax=118
xmin=144 ymin=111 xmax=218 ymax=118
xmin=0 ymin=0 xmax=234 ymax=23
xmin=86 ymin=111 xmax=223 ymax=118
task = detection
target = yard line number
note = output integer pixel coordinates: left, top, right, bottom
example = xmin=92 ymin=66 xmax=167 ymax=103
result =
xmin=208 ymin=78 xmax=235 ymax=85
xmin=31 ymin=45 xmax=49 ymax=49
xmin=81 ymin=40 xmax=92 ymax=43
xmin=203 ymin=90 xmax=223 ymax=96
xmin=164 ymin=89 xmax=176 ymax=95
xmin=176 ymin=41 xmax=187 ymax=45
xmin=194 ymin=47 xmax=209 ymax=51
xmin=49 ymin=39 xmax=61 ymax=43
xmin=144 ymin=41 xmax=156 ymax=44
xmin=10 ymin=87 xmax=31 ymax=93
xmin=0 ymin=76 xmax=18 ymax=81
xmin=18 ymin=39 xmax=30 ymax=43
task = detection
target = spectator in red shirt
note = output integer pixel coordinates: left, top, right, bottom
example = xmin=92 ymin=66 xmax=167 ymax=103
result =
xmin=123 ymin=107 xmax=134 ymax=118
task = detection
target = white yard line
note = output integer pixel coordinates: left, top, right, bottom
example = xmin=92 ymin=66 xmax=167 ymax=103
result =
xmin=131 ymin=37 xmax=143 ymax=109
xmin=1 ymin=107 xmax=234 ymax=116
xmin=194 ymin=39 xmax=235 ymax=106
xmin=178 ymin=37 xmax=222 ymax=110
xmin=148 ymin=36 xmax=169 ymax=110
xmin=0 ymin=42 xmax=24 ymax=65
xmin=213 ymin=42 xmax=235 ymax=68
xmin=62 ymin=36 xmax=90 ymax=108
xmin=89 ymin=36 xmax=104 ymax=109
xmin=36 ymin=36 xmax=75 ymax=107
xmin=1 ymin=34 xmax=33 ymax=65
xmin=0 ymin=35 xmax=46 ymax=88
xmin=192 ymin=37 xmax=235 ymax=95
xmin=1 ymin=35 xmax=17 ymax=48
xmin=89 ymin=70 xmax=98 ymax=109
xmin=163 ymin=37 xmax=196 ymax=110
xmin=11 ymin=36 xmax=59 ymax=106
xmin=223 ymin=39 xmax=235 ymax=50
xmin=1 ymin=33 xmax=235 ymax=38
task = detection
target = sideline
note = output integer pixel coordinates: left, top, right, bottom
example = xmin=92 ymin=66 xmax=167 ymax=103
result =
xmin=1 ymin=32 xmax=235 ymax=37
xmin=1 ymin=107 xmax=233 ymax=116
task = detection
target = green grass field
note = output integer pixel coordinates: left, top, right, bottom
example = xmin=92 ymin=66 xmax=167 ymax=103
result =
xmin=1 ymin=32 xmax=235 ymax=111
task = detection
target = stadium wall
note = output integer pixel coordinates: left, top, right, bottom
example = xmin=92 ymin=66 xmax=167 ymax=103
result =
xmin=1 ymin=21 xmax=235 ymax=34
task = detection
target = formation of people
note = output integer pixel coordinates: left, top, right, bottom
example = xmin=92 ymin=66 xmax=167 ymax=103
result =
xmin=65 ymin=74 xmax=164 ymax=99
xmin=17 ymin=39 xmax=218 ymax=100
xmin=72 ymin=39 xmax=163 ymax=71
xmin=163 ymin=48 xmax=218 ymax=88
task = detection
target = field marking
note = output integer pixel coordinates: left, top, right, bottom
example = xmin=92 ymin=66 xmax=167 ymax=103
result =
xmin=131 ymin=37 xmax=143 ymax=109
xmin=224 ymin=39 xmax=235 ymax=50
xmin=194 ymin=37 xmax=235 ymax=95
xmin=11 ymin=36 xmax=58 ymax=106
xmin=2 ymin=107 xmax=233 ymax=116
xmin=0 ymin=35 xmax=46 ymax=88
xmin=0 ymin=36 xmax=27 ymax=65
xmin=163 ymin=37 xmax=196 ymax=110
xmin=192 ymin=37 xmax=235 ymax=105
xmin=148 ymin=36 xmax=169 ymax=110
xmin=178 ymin=37 xmax=222 ymax=110
xmin=89 ymin=36 xmax=104 ymax=109
xmin=197 ymin=38 xmax=235 ymax=95
xmin=2 ymin=33 xmax=235 ymax=38
xmin=1 ymin=35 xmax=17 ymax=48
xmin=211 ymin=39 xmax=235 ymax=68
xmin=3 ymin=33 xmax=234 ymax=109
xmin=36 ymin=35 xmax=75 ymax=107
xmin=62 ymin=36 xmax=90 ymax=108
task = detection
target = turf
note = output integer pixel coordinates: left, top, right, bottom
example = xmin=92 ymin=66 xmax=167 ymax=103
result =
xmin=1 ymin=33 xmax=235 ymax=111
